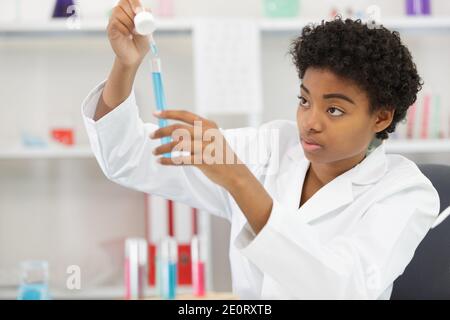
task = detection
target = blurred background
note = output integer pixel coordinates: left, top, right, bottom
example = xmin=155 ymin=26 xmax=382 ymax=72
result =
xmin=0 ymin=0 xmax=449 ymax=299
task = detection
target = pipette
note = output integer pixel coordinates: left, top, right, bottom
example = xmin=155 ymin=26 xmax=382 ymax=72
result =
xmin=134 ymin=11 xmax=156 ymax=35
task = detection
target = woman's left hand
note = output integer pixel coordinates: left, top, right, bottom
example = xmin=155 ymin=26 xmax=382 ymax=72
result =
xmin=150 ymin=109 xmax=274 ymax=234
xmin=150 ymin=110 xmax=245 ymax=189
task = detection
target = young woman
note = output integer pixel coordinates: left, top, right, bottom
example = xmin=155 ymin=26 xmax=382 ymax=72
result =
xmin=82 ymin=0 xmax=440 ymax=299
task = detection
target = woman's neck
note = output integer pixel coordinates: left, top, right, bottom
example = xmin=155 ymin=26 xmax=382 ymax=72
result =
xmin=309 ymin=152 xmax=367 ymax=186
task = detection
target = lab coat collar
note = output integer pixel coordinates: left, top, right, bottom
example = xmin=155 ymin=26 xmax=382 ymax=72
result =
xmin=286 ymin=141 xmax=388 ymax=186
xmin=283 ymin=141 xmax=388 ymax=224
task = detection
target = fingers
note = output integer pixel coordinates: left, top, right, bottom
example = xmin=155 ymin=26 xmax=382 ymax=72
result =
xmin=117 ymin=4 xmax=134 ymax=29
xmin=153 ymin=139 xmax=209 ymax=157
xmin=109 ymin=5 xmax=134 ymax=36
xmin=158 ymin=156 xmax=196 ymax=166
xmin=150 ymin=123 xmax=193 ymax=140
xmin=150 ymin=111 xmax=223 ymax=166
xmin=154 ymin=110 xmax=207 ymax=126
xmin=127 ymin=0 xmax=147 ymax=14
xmin=153 ymin=140 xmax=186 ymax=156
xmin=108 ymin=17 xmax=131 ymax=38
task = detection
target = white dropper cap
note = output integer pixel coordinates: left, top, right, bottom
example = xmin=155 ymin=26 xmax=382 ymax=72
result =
xmin=134 ymin=11 xmax=156 ymax=35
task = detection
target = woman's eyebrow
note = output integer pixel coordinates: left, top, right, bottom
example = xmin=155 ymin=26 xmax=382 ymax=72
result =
xmin=300 ymin=84 xmax=310 ymax=94
xmin=323 ymin=93 xmax=356 ymax=105
xmin=301 ymin=84 xmax=355 ymax=105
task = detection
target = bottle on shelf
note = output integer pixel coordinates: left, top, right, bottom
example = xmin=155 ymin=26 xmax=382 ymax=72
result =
xmin=52 ymin=0 xmax=77 ymax=18
xmin=406 ymin=0 xmax=432 ymax=16
xmin=262 ymin=0 xmax=300 ymax=18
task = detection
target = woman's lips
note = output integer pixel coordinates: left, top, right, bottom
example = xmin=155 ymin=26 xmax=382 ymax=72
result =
xmin=301 ymin=138 xmax=323 ymax=152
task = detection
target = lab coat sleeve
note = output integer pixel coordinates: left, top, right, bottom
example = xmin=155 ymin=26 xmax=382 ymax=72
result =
xmin=234 ymin=177 xmax=440 ymax=299
xmin=81 ymin=81 xmax=241 ymax=220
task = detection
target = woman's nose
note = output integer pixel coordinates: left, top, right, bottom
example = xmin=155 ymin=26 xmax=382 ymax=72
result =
xmin=301 ymin=108 xmax=323 ymax=132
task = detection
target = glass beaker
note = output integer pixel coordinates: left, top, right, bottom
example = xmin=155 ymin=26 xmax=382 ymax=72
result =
xmin=17 ymin=261 xmax=50 ymax=300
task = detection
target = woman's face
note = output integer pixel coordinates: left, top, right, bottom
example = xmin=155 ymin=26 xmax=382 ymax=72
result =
xmin=297 ymin=67 xmax=391 ymax=165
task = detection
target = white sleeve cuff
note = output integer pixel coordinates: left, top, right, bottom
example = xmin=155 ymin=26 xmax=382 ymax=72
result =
xmin=81 ymin=79 xmax=140 ymax=132
xmin=80 ymin=80 xmax=147 ymax=178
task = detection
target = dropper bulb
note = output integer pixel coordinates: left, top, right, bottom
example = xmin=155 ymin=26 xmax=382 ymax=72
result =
xmin=134 ymin=11 xmax=156 ymax=35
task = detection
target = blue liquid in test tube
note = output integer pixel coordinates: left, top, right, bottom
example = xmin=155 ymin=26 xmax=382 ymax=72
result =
xmin=166 ymin=262 xmax=177 ymax=300
xmin=160 ymin=237 xmax=178 ymax=300
xmin=151 ymin=42 xmax=172 ymax=158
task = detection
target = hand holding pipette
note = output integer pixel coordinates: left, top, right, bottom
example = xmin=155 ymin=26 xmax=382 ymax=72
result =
xmin=94 ymin=0 xmax=152 ymax=122
xmin=106 ymin=1 xmax=151 ymax=68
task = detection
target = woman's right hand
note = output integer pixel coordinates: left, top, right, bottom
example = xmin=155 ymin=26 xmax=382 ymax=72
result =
xmin=107 ymin=0 xmax=151 ymax=68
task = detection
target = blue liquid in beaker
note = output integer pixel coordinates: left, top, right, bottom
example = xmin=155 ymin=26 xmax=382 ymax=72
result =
xmin=18 ymin=283 xmax=49 ymax=300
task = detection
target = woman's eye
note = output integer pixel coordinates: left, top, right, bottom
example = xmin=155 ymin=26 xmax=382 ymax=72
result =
xmin=328 ymin=106 xmax=344 ymax=117
xmin=297 ymin=96 xmax=310 ymax=107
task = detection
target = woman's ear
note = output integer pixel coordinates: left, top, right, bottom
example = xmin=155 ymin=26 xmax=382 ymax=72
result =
xmin=373 ymin=108 xmax=395 ymax=134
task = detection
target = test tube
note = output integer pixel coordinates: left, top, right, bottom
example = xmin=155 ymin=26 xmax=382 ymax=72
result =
xmin=125 ymin=238 xmax=148 ymax=300
xmin=160 ymin=236 xmax=178 ymax=299
xmin=191 ymin=235 xmax=206 ymax=297
xmin=156 ymin=248 xmax=162 ymax=297
xmin=151 ymin=56 xmax=172 ymax=158
xmin=134 ymin=10 xmax=172 ymax=158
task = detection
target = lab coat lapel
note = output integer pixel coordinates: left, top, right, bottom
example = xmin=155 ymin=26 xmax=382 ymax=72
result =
xmin=299 ymin=170 xmax=354 ymax=224
xmin=275 ymin=144 xmax=310 ymax=211
xmin=284 ymin=142 xmax=388 ymax=224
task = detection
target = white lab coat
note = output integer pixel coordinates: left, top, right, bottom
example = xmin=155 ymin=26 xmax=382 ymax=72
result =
xmin=82 ymin=81 xmax=440 ymax=300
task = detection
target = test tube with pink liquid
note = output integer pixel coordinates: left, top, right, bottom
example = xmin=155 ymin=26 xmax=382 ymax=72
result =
xmin=125 ymin=238 xmax=148 ymax=300
xmin=191 ymin=235 xmax=206 ymax=297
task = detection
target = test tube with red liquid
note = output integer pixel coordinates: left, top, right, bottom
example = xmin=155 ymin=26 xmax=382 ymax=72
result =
xmin=191 ymin=235 xmax=206 ymax=297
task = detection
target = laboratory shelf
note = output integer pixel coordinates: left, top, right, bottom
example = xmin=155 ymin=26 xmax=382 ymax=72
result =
xmin=259 ymin=16 xmax=450 ymax=33
xmin=0 ymin=285 xmax=194 ymax=300
xmin=385 ymin=139 xmax=450 ymax=153
xmin=383 ymin=16 xmax=450 ymax=30
xmin=1 ymin=17 xmax=450 ymax=36
xmin=0 ymin=146 xmax=94 ymax=159
xmin=0 ymin=19 xmax=193 ymax=36
xmin=0 ymin=140 xmax=449 ymax=160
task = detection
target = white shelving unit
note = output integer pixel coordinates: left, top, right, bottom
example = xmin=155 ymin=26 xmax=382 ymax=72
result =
xmin=0 ymin=140 xmax=449 ymax=160
xmin=0 ymin=19 xmax=193 ymax=35
xmin=1 ymin=16 xmax=450 ymax=35
xmin=0 ymin=285 xmax=194 ymax=300
xmin=1 ymin=16 xmax=449 ymax=159
xmin=259 ymin=16 xmax=450 ymax=32
xmin=0 ymin=146 xmax=93 ymax=159
xmin=385 ymin=139 xmax=450 ymax=153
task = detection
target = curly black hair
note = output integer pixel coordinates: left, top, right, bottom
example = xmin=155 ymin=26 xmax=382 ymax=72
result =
xmin=289 ymin=17 xmax=423 ymax=140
